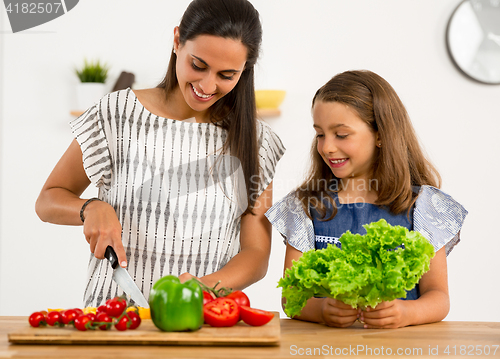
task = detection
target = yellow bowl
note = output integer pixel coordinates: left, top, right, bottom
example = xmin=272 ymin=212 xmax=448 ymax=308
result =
xmin=255 ymin=90 xmax=286 ymax=109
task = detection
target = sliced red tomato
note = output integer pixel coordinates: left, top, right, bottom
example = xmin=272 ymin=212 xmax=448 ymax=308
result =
xmin=225 ymin=290 xmax=250 ymax=308
xmin=203 ymin=291 xmax=215 ymax=305
xmin=239 ymin=306 xmax=274 ymax=326
xmin=203 ymin=298 xmax=240 ymax=327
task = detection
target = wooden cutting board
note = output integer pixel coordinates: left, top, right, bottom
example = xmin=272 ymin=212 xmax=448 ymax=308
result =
xmin=8 ymin=314 xmax=280 ymax=346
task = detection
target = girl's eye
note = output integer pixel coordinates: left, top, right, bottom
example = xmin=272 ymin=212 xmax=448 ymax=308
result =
xmin=336 ymin=134 xmax=348 ymax=139
xmin=315 ymin=134 xmax=324 ymax=139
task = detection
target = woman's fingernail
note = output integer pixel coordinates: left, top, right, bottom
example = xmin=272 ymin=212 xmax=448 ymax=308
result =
xmin=121 ymin=261 xmax=127 ymax=267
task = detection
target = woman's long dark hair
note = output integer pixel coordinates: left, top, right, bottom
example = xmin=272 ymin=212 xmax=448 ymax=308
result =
xmin=158 ymin=0 xmax=262 ymax=214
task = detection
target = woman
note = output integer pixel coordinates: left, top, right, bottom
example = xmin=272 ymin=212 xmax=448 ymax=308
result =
xmin=35 ymin=0 xmax=285 ymax=307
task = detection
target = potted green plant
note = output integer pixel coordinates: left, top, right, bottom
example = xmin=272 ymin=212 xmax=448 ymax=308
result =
xmin=75 ymin=59 xmax=109 ymax=110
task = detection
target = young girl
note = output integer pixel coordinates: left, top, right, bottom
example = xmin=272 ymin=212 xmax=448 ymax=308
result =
xmin=35 ymin=0 xmax=285 ymax=307
xmin=266 ymin=70 xmax=466 ymax=329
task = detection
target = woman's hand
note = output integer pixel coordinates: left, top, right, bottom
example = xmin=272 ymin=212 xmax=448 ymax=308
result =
xmin=178 ymin=272 xmax=200 ymax=283
xmin=82 ymin=200 xmax=127 ymax=268
xmin=321 ymin=298 xmax=359 ymax=328
xmin=360 ymin=300 xmax=408 ymax=329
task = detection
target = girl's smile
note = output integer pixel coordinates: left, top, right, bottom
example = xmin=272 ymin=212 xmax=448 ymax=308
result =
xmin=328 ymin=158 xmax=349 ymax=168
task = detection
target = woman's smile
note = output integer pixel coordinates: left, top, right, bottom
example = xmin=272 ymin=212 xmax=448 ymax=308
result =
xmin=191 ymin=84 xmax=215 ymax=101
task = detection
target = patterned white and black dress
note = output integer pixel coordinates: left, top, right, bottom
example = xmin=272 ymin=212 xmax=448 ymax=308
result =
xmin=70 ymin=88 xmax=286 ymax=307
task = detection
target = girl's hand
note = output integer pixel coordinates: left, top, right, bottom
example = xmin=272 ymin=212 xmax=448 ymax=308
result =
xmin=321 ymin=298 xmax=359 ymax=328
xmin=360 ymin=300 xmax=408 ymax=329
xmin=82 ymin=200 xmax=127 ymax=268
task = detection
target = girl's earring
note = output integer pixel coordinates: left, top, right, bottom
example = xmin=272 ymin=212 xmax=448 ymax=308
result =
xmin=173 ymin=48 xmax=176 ymax=54
xmin=377 ymin=142 xmax=382 ymax=147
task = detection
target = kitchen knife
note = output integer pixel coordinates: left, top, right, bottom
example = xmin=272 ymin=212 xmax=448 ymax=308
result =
xmin=105 ymin=246 xmax=149 ymax=308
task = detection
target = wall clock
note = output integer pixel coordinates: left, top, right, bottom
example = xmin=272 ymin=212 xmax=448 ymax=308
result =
xmin=446 ymin=0 xmax=500 ymax=84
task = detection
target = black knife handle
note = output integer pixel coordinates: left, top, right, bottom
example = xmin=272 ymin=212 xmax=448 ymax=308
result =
xmin=105 ymin=246 xmax=118 ymax=269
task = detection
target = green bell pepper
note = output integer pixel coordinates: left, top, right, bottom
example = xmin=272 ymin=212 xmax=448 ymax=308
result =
xmin=149 ymin=275 xmax=203 ymax=332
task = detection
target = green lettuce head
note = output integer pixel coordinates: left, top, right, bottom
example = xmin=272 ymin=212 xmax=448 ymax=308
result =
xmin=278 ymin=219 xmax=435 ymax=317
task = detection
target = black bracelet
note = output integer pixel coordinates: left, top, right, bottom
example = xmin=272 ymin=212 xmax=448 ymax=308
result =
xmin=80 ymin=198 xmax=101 ymax=223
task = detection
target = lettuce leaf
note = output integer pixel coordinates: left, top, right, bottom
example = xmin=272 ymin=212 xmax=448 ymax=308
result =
xmin=278 ymin=219 xmax=435 ymax=317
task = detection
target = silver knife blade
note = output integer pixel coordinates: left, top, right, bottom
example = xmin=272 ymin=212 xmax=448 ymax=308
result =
xmin=104 ymin=246 xmax=149 ymax=308
xmin=112 ymin=266 xmax=149 ymax=308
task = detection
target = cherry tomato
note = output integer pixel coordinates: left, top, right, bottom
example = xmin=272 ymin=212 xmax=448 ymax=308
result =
xmin=225 ymin=290 xmax=250 ymax=308
xmin=28 ymin=312 xmax=46 ymax=327
xmin=73 ymin=315 xmax=92 ymax=331
xmin=203 ymin=298 xmax=240 ymax=327
xmin=96 ymin=305 xmax=107 ymax=315
xmin=45 ymin=311 xmax=62 ymax=326
xmin=95 ymin=312 xmax=113 ymax=330
xmin=73 ymin=308 xmax=84 ymax=316
xmin=203 ymin=291 xmax=215 ymax=305
xmin=239 ymin=306 xmax=274 ymax=326
xmin=114 ymin=315 xmax=130 ymax=331
xmin=106 ymin=297 xmax=127 ymax=318
xmin=127 ymin=311 xmax=141 ymax=330
xmin=86 ymin=313 xmax=96 ymax=321
xmin=60 ymin=309 xmax=78 ymax=325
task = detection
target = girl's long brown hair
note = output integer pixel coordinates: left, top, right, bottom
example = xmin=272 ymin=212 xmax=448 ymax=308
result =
xmin=157 ymin=0 xmax=262 ymax=214
xmin=297 ymin=70 xmax=441 ymax=219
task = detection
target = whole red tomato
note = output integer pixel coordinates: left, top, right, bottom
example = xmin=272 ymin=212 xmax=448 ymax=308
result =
xmin=86 ymin=313 xmax=96 ymax=321
xmin=28 ymin=312 xmax=46 ymax=327
xmin=60 ymin=309 xmax=78 ymax=325
xmin=203 ymin=298 xmax=240 ymax=327
xmin=73 ymin=315 xmax=92 ymax=331
xmin=105 ymin=297 xmax=127 ymax=318
xmin=225 ymin=290 xmax=250 ymax=308
xmin=95 ymin=312 xmax=113 ymax=330
xmin=127 ymin=311 xmax=141 ymax=330
xmin=114 ymin=315 xmax=130 ymax=331
xmin=45 ymin=311 xmax=62 ymax=326
xmin=96 ymin=305 xmax=107 ymax=315
xmin=203 ymin=291 xmax=215 ymax=305
xmin=239 ymin=306 xmax=274 ymax=326
xmin=73 ymin=308 xmax=84 ymax=316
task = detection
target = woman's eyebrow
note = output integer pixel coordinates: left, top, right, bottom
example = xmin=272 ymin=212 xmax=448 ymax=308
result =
xmin=191 ymin=54 xmax=241 ymax=73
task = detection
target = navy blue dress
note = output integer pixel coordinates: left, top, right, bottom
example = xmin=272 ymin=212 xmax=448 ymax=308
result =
xmin=310 ymin=193 xmax=419 ymax=300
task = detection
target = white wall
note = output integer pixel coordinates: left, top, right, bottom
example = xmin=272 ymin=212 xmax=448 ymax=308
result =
xmin=1 ymin=0 xmax=499 ymax=322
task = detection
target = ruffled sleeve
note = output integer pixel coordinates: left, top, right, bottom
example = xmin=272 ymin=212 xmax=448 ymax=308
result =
xmin=256 ymin=120 xmax=286 ymax=196
xmin=69 ymin=100 xmax=112 ymax=191
xmin=265 ymin=191 xmax=315 ymax=253
xmin=413 ymin=186 xmax=468 ymax=256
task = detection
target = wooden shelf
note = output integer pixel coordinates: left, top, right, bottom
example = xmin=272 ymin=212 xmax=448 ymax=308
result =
xmin=71 ymin=108 xmax=281 ymax=118
xmin=257 ymin=108 xmax=281 ymax=118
